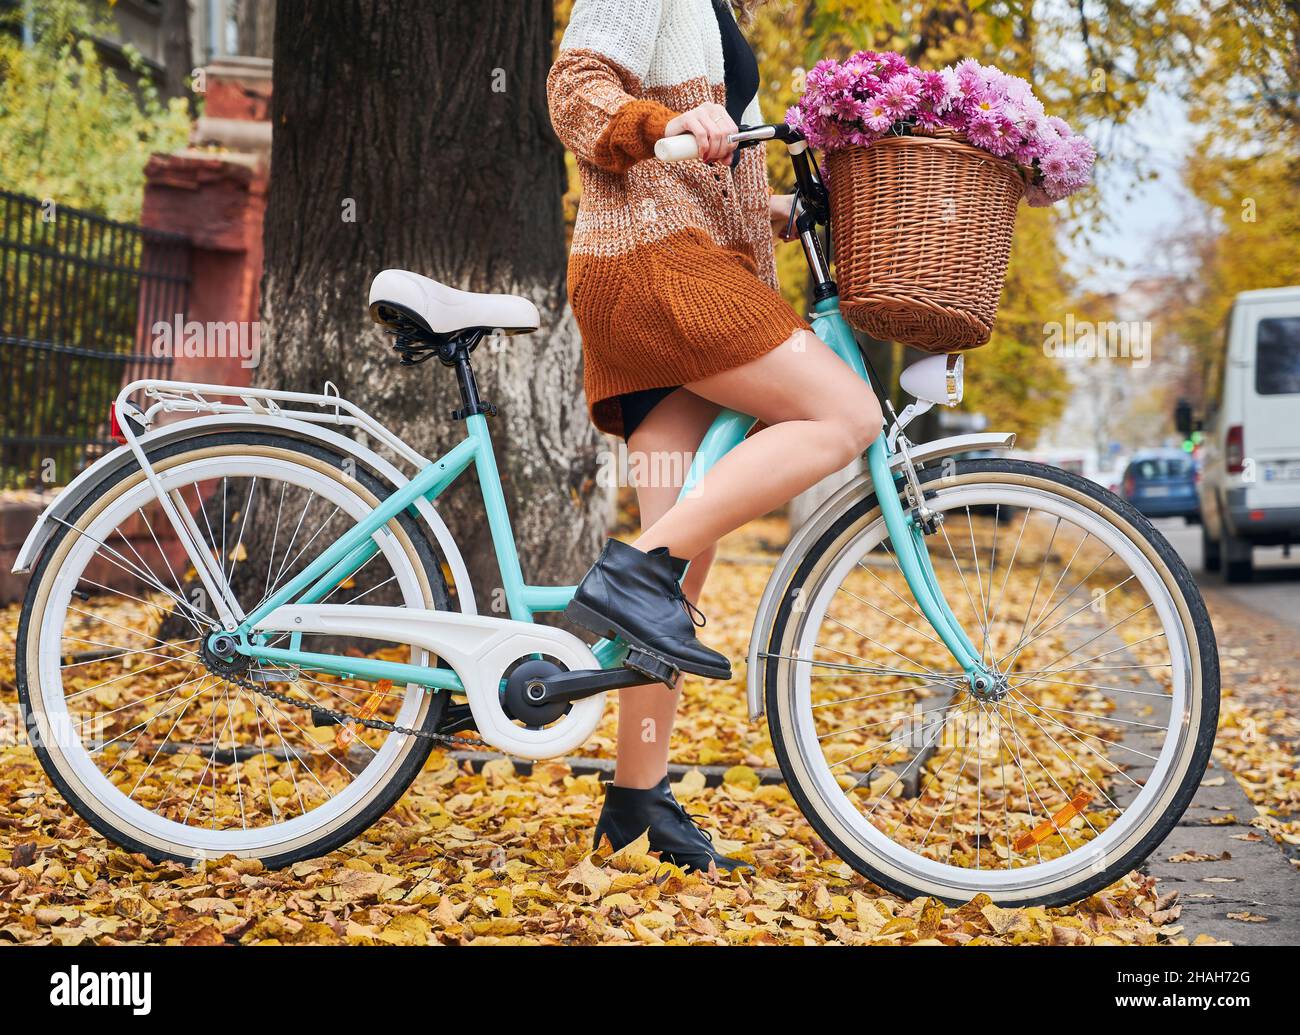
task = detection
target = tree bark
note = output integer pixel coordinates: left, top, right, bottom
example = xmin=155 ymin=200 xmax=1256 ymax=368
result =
xmin=258 ymin=0 xmax=607 ymax=609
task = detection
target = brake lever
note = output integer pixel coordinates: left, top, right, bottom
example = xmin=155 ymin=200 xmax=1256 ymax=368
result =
xmin=783 ymin=195 xmax=802 ymax=242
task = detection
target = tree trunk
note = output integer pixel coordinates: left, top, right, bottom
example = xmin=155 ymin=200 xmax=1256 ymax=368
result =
xmin=257 ymin=0 xmax=607 ymax=609
xmin=159 ymin=0 xmax=194 ymax=102
xmin=234 ymin=0 xmax=277 ymax=59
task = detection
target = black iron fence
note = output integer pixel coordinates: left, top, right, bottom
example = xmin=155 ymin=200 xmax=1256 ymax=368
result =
xmin=0 ymin=190 xmax=192 ymax=488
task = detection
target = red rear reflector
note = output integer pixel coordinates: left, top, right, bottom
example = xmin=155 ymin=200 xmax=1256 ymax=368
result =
xmin=1250 ymin=509 xmax=1266 ymax=522
xmin=109 ymin=404 xmax=127 ymax=444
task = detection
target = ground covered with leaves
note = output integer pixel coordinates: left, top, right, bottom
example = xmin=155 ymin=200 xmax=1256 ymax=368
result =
xmin=0 ymin=517 xmax=1293 ymax=946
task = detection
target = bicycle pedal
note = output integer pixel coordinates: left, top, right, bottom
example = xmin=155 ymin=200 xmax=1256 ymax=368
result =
xmin=623 ymin=647 xmax=679 ymax=686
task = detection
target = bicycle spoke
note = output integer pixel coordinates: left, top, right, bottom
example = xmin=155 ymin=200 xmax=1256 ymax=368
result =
xmin=32 ymin=451 xmax=438 ymax=852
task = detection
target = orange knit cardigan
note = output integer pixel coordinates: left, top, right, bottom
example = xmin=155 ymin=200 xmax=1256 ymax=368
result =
xmin=547 ymin=0 xmax=806 ymax=436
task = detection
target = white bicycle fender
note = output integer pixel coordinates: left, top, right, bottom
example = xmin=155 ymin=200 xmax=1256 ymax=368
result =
xmin=253 ymin=604 xmax=604 ymax=760
xmin=10 ymin=413 xmax=477 ymax=615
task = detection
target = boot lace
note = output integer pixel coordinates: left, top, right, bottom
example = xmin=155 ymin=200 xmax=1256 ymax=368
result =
xmin=668 ymin=795 xmax=714 ymax=842
xmin=670 ymin=582 xmax=707 ymax=628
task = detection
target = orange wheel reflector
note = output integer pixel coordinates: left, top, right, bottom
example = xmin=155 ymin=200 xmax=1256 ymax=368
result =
xmin=335 ymin=679 xmax=394 ymax=750
xmin=1012 ymin=791 xmax=1092 ymax=853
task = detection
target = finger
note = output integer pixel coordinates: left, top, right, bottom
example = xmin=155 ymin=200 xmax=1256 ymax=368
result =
xmin=707 ymin=121 xmax=729 ymax=163
xmin=702 ymin=126 xmax=720 ymax=163
xmin=700 ymin=117 xmax=724 ymax=163
xmin=688 ymin=114 xmax=712 ymax=162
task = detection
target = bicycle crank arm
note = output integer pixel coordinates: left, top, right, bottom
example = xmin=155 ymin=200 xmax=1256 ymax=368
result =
xmin=522 ymin=663 xmax=651 ymax=706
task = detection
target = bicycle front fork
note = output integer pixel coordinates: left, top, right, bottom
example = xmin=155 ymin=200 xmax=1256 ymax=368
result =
xmin=808 ymin=296 xmax=998 ymax=699
xmin=865 ymin=436 xmax=1002 ymax=699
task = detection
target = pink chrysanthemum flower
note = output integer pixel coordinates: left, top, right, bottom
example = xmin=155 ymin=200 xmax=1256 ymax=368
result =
xmin=862 ymin=100 xmax=895 ymax=134
xmin=785 ymin=52 xmax=1095 ymax=204
xmin=1039 ymin=143 xmax=1072 ymax=180
xmin=880 ymin=74 xmax=921 ymax=119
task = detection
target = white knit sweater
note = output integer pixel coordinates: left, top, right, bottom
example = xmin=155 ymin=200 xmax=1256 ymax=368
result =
xmin=558 ymin=0 xmax=763 ymax=129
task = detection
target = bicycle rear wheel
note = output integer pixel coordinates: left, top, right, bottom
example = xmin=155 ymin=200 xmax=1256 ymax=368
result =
xmin=761 ymin=459 xmax=1219 ymax=906
xmin=17 ymin=432 xmax=452 ymax=867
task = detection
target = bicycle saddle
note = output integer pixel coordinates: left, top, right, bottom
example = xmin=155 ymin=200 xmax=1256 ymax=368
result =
xmin=368 ymin=269 xmax=539 ymax=338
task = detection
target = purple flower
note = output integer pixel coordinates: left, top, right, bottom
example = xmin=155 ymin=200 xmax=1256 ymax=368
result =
xmin=1046 ymin=115 xmax=1073 ymax=138
xmin=783 ymin=51 xmax=1094 ymax=203
xmin=862 ymin=99 xmax=895 ymax=134
xmin=880 ymin=73 xmax=921 ymax=118
xmin=1039 ymin=143 xmax=1072 ymax=180
xmin=964 ymin=113 xmax=1001 ymax=151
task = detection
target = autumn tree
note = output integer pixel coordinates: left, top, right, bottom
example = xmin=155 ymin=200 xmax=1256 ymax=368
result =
xmin=257 ymin=1 xmax=607 ymax=602
xmin=0 ymin=0 xmax=190 ymax=221
xmin=1165 ymin=3 xmax=1300 ymax=391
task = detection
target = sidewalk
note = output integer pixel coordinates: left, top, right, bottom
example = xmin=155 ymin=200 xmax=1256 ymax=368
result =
xmin=1143 ymin=754 xmax=1300 ymax=945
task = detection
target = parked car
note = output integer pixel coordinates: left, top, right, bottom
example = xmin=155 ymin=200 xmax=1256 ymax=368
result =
xmin=1188 ymin=285 xmax=1300 ymax=583
xmin=1120 ymin=449 xmax=1200 ymax=522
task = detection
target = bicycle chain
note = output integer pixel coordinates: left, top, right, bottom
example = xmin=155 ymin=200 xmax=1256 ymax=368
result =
xmin=226 ymin=671 xmax=484 ymax=750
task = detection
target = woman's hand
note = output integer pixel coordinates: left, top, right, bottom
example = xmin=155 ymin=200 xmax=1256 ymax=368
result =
xmin=664 ymin=103 xmax=738 ymax=165
xmin=769 ymin=193 xmax=797 ymax=239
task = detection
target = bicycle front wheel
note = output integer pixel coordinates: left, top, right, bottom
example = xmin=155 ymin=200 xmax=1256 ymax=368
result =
xmin=761 ymin=458 xmax=1219 ymax=906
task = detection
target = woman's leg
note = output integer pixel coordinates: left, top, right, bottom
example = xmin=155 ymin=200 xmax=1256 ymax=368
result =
xmin=613 ymin=389 xmax=720 ymax=788
xmin=636 ymin=329 xmax=882 ymax=559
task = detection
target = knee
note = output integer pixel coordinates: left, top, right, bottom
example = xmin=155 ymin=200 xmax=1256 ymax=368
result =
xmin=825 ymin=390 xmax=883 ymax=466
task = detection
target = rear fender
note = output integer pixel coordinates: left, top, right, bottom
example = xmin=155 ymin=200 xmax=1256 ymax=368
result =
xmin=11 ymin=414 xmax=478 ymax=614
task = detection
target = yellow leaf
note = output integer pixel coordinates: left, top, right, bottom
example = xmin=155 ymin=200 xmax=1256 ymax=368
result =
xmin=558 ymin=857 xmax=612 ymax=900
xmin=722 ymin=765 xmax=760 ymax=790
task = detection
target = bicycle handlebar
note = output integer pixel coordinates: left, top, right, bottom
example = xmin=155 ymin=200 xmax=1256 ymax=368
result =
xmin=654 ymin=123 xmax=804 ymax=164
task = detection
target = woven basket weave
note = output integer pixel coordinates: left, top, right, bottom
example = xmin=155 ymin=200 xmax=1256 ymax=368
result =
xmin=827 ymin=133 xmax=1025 ymax=352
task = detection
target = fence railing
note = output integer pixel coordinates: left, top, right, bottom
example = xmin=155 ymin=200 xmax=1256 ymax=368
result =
xmin=0 ymin=190 xmax=192 ymax=488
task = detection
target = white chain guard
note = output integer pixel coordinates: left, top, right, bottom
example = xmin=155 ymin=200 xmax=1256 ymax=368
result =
xmin=252 ymin=604 xmax=605 ymax=759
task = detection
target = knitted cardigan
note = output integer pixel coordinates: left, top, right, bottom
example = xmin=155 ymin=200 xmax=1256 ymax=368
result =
xmin=548 ymin=0 xmax=805 ymax=436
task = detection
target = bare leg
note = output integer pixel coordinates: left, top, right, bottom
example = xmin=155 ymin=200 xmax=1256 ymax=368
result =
xmin=613 ymin=389 xmax=720 ymax=789
xmin=636 ymin=329 xmax=882 ymax=559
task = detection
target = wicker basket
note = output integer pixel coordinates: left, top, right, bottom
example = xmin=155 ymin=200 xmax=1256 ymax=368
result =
xmin=827 ymin=133 xmax=1025 ymax=352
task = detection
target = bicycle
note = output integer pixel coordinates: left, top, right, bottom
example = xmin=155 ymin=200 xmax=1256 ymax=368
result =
xmin=13 ymin=123 xmax=1219 ymax=906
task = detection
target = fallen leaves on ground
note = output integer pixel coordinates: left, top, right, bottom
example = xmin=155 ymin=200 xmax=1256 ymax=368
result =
xmin=1 ymin=512 xmax=1291 ymax=945
xmin=0 ymin=750 xmax=1192 ymax=946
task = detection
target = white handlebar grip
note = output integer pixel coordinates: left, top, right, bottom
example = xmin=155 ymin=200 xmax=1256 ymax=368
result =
xmin=655 ymin=134 xmax=700 ymax=162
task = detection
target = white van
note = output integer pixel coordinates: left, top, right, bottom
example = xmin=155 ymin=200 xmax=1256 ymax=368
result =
xmin=1191 ymin=285 xmax=1300 ymax=582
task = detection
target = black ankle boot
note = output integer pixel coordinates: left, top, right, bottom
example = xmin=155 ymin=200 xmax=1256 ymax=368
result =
xmin=593 ymin=777 xmax=753 ymax=874
xmin=565 ymin=538 xmax=731 ymax=680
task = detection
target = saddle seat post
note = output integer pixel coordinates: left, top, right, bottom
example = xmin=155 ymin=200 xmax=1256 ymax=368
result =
xmin=434 ymin=331 xmax=497 ymax=421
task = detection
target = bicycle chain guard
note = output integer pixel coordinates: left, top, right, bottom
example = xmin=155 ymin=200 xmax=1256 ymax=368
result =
xmin=248 ymin=605 xmax=607 ymax=759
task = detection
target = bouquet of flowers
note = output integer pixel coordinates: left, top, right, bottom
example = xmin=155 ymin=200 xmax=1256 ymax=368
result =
xmin=785 ymin=53 xmax=1095 ymax=206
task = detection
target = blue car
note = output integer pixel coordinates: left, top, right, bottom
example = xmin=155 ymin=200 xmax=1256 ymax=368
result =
xmin=1121 ymin=450 xmax=1201 ymax=523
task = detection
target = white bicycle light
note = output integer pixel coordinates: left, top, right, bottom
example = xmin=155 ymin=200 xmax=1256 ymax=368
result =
xmin=899 ymin=353 xmax=964 ymax=407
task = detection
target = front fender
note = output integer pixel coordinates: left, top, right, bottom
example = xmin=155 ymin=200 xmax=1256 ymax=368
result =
xmin=744 ymin=431 xmax=1015 ymax=720
xmin=10 ymin=414 xmax=477 ymax=615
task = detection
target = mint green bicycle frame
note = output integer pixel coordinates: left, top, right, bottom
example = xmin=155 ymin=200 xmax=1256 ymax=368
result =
xmin=232 ymin=292 xmax=988 ymax=692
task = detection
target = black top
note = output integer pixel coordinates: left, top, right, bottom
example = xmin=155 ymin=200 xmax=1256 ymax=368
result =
xmin=713 ymin=0 xmax=759 ymax=168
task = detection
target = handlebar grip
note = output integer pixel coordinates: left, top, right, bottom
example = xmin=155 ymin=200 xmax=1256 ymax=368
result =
xmin=655 ymin=134 xmax=700 ymax=163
